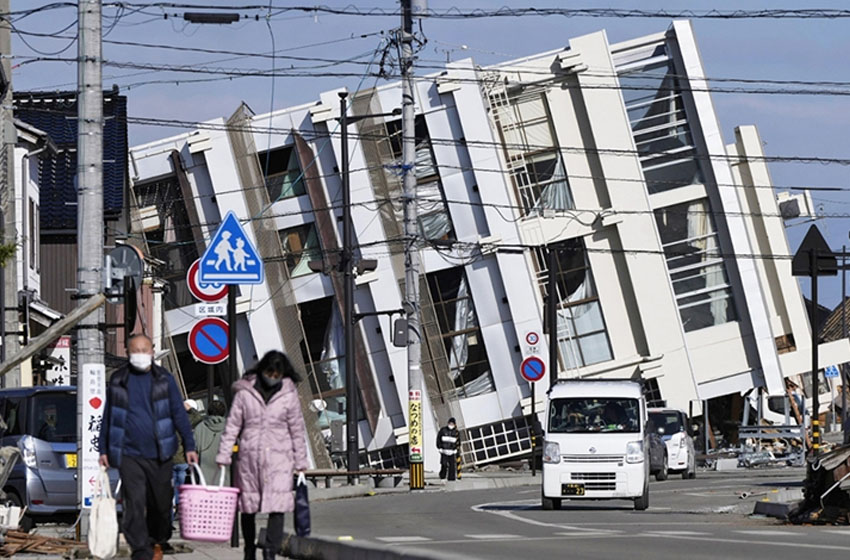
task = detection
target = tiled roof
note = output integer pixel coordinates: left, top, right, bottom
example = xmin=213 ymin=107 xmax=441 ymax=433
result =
xmin=821 ymin=298 xmax=850 ymax=343
xmin=13 ymin=90 xmax=127 ymax=231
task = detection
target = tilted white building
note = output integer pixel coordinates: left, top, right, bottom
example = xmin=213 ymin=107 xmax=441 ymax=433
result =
xmin=128 ymin=21 xmax=849 ymax=471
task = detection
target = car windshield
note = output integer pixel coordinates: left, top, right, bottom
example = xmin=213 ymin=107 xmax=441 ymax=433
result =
xmin=649 ymin=412 xmax=683 ymax=435
xmin=548 ymin=398 xmax=640 ymax=433
xmin=30 ymin=393 xmax=76 ymax=443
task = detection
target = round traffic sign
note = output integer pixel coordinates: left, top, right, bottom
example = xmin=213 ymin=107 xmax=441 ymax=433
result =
xmin=520 ymin=356 xmax=546 ymax=383
xmin=187 ymin=259 xmax=228 ymax=302
xmin=525 ymin=331 xmax=540 ymax=346
xmin=189 ymin=317 xmax=229 ymax=364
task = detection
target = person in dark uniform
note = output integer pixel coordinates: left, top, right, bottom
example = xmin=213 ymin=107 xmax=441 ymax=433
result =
xmin=437 ymin=417 xmax=460 ymax=482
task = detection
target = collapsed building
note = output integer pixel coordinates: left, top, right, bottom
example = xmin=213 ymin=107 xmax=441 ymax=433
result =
xmin=128 ymin=21 xmax=850 ymax=472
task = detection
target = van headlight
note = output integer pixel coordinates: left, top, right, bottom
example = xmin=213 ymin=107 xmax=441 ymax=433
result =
xmin=19 ymin=436 xmax=37 ymax=468
xmin=626 ymin=441 xmax=644 ymax=464
xmin=542 ymin=441 xmax=561 ymax=464
xmin=679 ymin=435 xmax=687 ymax=449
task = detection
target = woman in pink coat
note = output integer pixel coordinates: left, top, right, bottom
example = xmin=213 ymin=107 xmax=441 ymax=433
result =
xmin=217 ymin=351 xmax=309 ymax=560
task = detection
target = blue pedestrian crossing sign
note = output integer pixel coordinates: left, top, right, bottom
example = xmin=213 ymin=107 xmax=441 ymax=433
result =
xmin=825 ymin=365 xmax=840 ymax=379
xmin=199 ymin=211 xmax=264 ymax=284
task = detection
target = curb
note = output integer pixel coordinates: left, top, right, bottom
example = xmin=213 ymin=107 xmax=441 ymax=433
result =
xmin=309 ymin=476 xmax=539 ymax=501
xmin=283 ymin=533 xmax=468 ymax=560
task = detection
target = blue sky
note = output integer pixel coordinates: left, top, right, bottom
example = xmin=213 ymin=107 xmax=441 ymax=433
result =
xmin=11 ymin=1 xmax=850 ymax=309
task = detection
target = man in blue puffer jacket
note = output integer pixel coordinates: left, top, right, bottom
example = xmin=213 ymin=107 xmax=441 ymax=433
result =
xmin=99 ymin=334 xmax=197 ymax=560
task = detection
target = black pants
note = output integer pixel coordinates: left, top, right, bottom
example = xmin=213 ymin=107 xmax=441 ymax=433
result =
xmin=119 ymin=456 xmax=174 ymax=560
xmin=242 ymin=512 xmax=284 ymax=552
xmin=439 ymin=453 xmax=457 ymax=481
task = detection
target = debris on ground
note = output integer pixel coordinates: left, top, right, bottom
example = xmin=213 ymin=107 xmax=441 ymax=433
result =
xmin=790 ymin=444 xmax=850 ymax=524
xmin=0 ymin=530 xmax=85 ymax=557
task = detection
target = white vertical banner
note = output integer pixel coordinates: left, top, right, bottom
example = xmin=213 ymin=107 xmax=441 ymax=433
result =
xmin=80 ymin=363 xmax=106 ymax=508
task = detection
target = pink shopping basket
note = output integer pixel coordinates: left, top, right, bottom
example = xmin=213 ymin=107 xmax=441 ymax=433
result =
xmin=179 ymin=464 xmax=240 ymax=543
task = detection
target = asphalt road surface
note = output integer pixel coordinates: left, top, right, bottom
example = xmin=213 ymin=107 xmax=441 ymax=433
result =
xmin=309 ymin=468 xmax=850 ymax=560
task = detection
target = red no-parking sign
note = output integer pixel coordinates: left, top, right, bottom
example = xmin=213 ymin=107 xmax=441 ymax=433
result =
xmin=189 ymin=317 xmax=230 ymax=364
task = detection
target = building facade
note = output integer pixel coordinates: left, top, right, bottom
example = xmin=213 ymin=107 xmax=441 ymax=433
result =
xmin=128 ymin=21 xmax=849 ymax=471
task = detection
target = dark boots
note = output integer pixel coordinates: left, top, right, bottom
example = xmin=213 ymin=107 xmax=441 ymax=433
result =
xmin=243 ymin=546 xmax=256 ymax=560
xmin=262 ymin=547 xmax=276 ymax=560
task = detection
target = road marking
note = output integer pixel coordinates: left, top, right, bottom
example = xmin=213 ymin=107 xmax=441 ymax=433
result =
xmin=553 ymin=531 xmax=612 ymax=537
xmin=735 ymin=530 xmax=798 ymax=536
xmin=638 ymin=533 xmax=849 ymax=551
xmin=465 ymin=534 xmax=521 ymax=540
xmin=822 ymin=529 xmax=850 ymax=535
xmin=471 ymin=500 xmax=619 ymax=534
xmin=376 ymin=536 xmax=432 ymax=543
xmin=645 ymin=531 xmax=711 ymax=536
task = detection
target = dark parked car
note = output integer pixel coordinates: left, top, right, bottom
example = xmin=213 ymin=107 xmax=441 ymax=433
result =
xmin=0 ymin=386 xmax=118 ymax=530
xmin=647 ymin=423 xmax=668 ymax=481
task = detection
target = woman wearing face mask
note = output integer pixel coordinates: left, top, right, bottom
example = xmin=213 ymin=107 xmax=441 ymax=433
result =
xmin=216 ymin=351 xmax=308 ymax=560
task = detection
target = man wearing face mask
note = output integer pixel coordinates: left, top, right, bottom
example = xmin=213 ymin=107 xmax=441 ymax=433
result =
xmin=437 ymin=418 xmax=460 ymax=482
xmin=98 ymin=334 xmax=197 ymax=560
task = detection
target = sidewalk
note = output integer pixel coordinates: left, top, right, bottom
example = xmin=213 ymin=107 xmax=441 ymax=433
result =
xmin=13 ymin=470 xmax=540 ymax=559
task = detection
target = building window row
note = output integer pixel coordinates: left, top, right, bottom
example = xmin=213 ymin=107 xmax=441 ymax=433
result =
xmin=532 ymin=238 xmax=613 ymax=370
xmin=619 ymin=59 xmax=704 ymax=195
xmin=654 ymin=199 xmax=736 ymax=331
xmin=489 ymin=87 xmax=575 ymax=216
xmin=426 ymin=267 xmax=495 ymax=399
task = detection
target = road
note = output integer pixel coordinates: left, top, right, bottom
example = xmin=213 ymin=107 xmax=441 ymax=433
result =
xmin=308 ymin=468 xmax=850 ymax=560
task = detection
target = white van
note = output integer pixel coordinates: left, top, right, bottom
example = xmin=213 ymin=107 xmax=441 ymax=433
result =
xmin=541 ymin=380 xmax=649 ymax=510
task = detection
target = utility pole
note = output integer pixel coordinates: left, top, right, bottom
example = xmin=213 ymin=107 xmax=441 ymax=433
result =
xmin=0 ymin=0 xmax=20 ymax=386
xmin=339 ymin=92 xmax=359 ymax=484
xmin=842 ymin=245 xmax=847 ymax=441
xmin=76 ymin=0 xmax=104 ymax=535
xmin=401 ymin=0 xmax=424 ymax=490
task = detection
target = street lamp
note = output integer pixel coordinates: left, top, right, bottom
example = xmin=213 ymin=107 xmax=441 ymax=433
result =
xmin=312 ymin=92 xmax=399 ymax=483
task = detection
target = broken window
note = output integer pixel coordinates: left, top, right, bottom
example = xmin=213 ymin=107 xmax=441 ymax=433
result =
xmin=490 ymin=89 xmax=575 ymax=216
xmin=258 ymin=145 xmax=305 ymax=202
xmin=384 ymin=117 xmax=454 ymax=241
xmin=299 ymin=297 xmax=347 ymax=430
xmin=654 ymin=199 xmax=737 ymax=331
xmin=643 ymin=378 xmax=664 ymax=408
xmin=619 ymin=59 xmax=704 ymax=194
xmin=427 ymin=267 xmax=494 ymax=399
xmin=133 ymin=176 xmax=199 ymax=309
xmin=533 ymin=238 xmax=613 ymax=370
xmin=279 ymin=223 xmax=321 ymax=278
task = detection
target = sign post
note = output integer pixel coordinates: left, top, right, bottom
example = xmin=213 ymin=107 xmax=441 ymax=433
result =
xmin=197 ymin=211 xmax=264 ymax=546
xmin=521 ymin=353 xmax=546 ymax=477
xmin=791 ymin=225 xmax=837 ymax=457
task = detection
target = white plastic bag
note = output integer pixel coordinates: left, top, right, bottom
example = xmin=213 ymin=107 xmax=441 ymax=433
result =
xmin=88 ymin=466 xmax=119 ymax=560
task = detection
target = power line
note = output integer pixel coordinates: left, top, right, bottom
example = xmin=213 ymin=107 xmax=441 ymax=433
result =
xmin=13 ymin=4 xmax=850 ymax=20
xmin=17 ymin=52 xmax=850 ymax=99
xmin=17 ymin=100 xmax=850 ymax=174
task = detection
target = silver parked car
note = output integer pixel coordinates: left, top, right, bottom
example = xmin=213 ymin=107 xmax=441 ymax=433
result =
xmin=0 ymin=386 xmax=119 ymax=530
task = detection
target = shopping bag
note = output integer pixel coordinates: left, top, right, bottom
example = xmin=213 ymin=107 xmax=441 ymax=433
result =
xmin=88 ymin=466 xmax=119 ymax=560
xmin=294 ymin=472 xmax=311 ymax=537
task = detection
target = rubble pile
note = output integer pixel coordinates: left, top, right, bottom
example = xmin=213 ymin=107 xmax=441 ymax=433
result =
xmin=0 ymin=530 xmax=84 ymax=557
xmin=790 ymin=444 xmax=850 ymax=524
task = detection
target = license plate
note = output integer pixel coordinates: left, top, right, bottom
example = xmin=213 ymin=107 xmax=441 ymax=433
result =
xmin=562 ymin=483 xmax=585 ymax=496
xmin=65 ymin=453 xmax=77 ymax=468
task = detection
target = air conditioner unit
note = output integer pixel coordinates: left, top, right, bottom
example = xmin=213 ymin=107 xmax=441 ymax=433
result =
xmin=776 ymin=191 xmax=815 ymax=220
